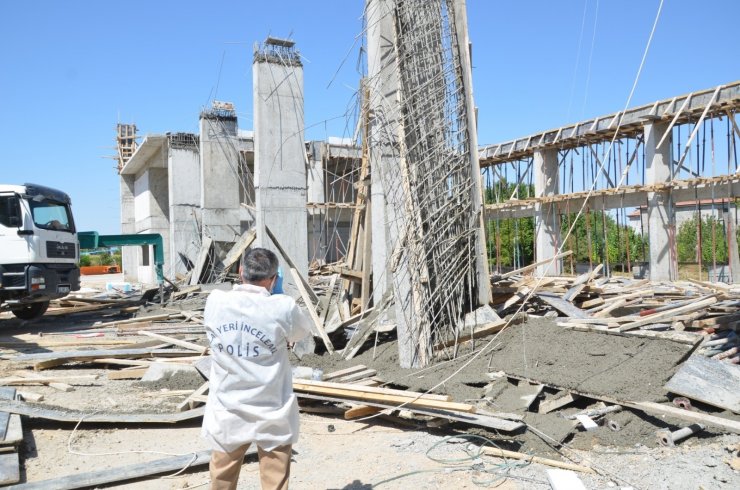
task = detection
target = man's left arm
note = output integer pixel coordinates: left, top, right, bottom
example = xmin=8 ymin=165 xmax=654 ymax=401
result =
xmin=286 ymin=302 xmax=312 ymax=343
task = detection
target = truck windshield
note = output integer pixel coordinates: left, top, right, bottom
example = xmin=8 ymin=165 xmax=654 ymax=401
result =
xmin=30 ymin=200 xmax=75 ymax=233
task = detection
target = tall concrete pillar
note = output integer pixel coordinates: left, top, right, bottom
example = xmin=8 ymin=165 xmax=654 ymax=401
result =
xmin=119 ymin=174 xmax=137 ymax=282
xmin=644 ymin=120 xmax=675 ymax=281
xmin=366 ymin=0 xmax=397 ymax=306
xmin=533 ymin=148 xmax=561 ymax=275
xmin=306 ymin=142 xmax=326 ymax=263
xmin=199 ymin=103 xmax=242 ymax=247
xmin=253 ymin=38 xmax=308 ymax=293
xmin=167 ymin=134 xmax=201 ymax=279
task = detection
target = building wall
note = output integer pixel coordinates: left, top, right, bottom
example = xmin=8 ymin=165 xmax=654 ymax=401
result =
xmin=132 ymin=164 xmax=170 ymax=284
xmin=168 ymin=145 xmax=201 ymax=279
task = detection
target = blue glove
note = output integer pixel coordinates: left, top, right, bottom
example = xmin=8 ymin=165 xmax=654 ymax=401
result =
xmin=272 ymin=267 xmax=284 ymax=294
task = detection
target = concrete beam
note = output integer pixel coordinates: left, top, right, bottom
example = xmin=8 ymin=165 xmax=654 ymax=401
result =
xmin=481 ymin=81 xmax=740 ymax=166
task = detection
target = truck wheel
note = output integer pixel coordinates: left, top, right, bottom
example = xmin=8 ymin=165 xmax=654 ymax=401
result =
xmin=11 ymin=301 xmax=50 ymax=320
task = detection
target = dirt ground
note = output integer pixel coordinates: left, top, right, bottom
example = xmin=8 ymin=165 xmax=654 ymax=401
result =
xmin=0 ymin=276 xmax=738 ymax=488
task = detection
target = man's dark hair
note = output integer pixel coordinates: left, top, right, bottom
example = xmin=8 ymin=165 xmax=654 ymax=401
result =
xmin=241 ymin=247 xmax=279 ymax=282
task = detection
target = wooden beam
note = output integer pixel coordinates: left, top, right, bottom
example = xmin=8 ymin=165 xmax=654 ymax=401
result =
xmin=481 ymin=447 xmax=595 ymax=474
xmin=292 ymin=381 xmax=472 ymax=413
xmin=297 ymin=392 xmax=522 ymax=432
xmin=493 ymin=251 xmax=573 ymax=280
xmin=290 ymin=268 xmax=334 ymax=354
xmin=136 ymin=331 xmax=207 ymax=354
xmin=189 ymin=236 xmax=213 ymax=286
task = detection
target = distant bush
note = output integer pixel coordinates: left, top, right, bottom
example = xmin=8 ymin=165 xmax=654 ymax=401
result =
xmin=79 ymin=254 xmax=91 ymax=267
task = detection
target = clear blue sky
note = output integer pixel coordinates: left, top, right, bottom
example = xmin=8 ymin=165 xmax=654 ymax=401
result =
xmin=1 ymin=1 xmax=737 ymax=234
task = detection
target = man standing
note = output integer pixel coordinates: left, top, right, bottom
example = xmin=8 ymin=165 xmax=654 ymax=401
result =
xmin=202 ymin=248 xmax=312 ymax=490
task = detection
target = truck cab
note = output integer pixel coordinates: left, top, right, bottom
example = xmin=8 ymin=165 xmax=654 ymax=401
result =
xmin=0 ymin=183 xmax=80 ymax=319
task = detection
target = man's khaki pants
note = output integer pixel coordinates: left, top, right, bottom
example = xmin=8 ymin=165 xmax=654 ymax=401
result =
xmin=210 ymin=444 xmax=291 ymax=490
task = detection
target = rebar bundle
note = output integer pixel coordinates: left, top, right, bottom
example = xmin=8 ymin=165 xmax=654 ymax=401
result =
xmin=375 ymin=0 xmax=486 ymax=367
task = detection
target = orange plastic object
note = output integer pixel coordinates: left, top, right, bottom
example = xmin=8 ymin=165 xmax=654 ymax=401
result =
xmin=80 ymin=265 xmax=120 ymax=275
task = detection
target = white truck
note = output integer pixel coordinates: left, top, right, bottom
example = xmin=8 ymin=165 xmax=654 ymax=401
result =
xmin=0 ymin=183 xmax=80 ymax=319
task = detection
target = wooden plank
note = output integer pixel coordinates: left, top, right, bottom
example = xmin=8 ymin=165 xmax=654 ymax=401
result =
xmin=176 ymin=381 xmax=210 ymax=412
xmin=319 ymin=274 xmax=339 ymax=324
xmin=0 ymin=416 xmax=22 ymax=446
xmin=628 ymin=401 xmax=740 ymax=433
xmin=504 ymin=372 xmax=740 ymax=434
xmin=265 ymin=226 xmax=319 ymax=304
xmin=618 ymin=296 xmax=718 ymax=331
xmin=481 ymin=447 xmax=595 ymax=474
xmin=0 ymin=375 xmax=98 ymax=386
xmin=324 ymin=265 xmax=363 ymax=281
xmin=433 ymin=319 xmax=507 ymax=351
xmin=294 ymin=379 xmax=451 ymax=402
xmin=0 ymin=399 xmax=204 ymax=424
xmin=13 ymin=348 xmax=196 ymax=366
xmin=292 ymin=384 xmax=473 ymax=413
xmin=493 ymin=251 xmax=573 ymax=281
xmin=0 ymin=453 xmax=19 ymax=485
xmin=107 ymin=369 xmax=148 ymax=380
xmin=665 ymin=355 xmax=740 ymax=413
xmin=338 ymin=369 xmax=377 ymax=383
xmin=323 ymin=365 xmax=368 ymax=381
xmin=218 ymin=229 xmax=256 ymax=272
xmin=536 ymin=293 xmax=590 ymax=319
xmin=579 ymin=297 xmax=604 ymax=309
xmin=297 ymin=393 xmax=522 ymax=432
xmin=344 ymin=405 xmax=382 ymax=420
xmin=189 ymin=236 xmax=213 ymax=286
xmin=539 ymin=393 xmax=580 ymax=414
xmin=290 ymin=268 xmax=334 ymax=354
xmin=496 ymin=287 xmax=531 ymax=313
xmin=563 ymin=325 xmax=702 ymax=345
xmin=136 ymin=331 xmax=207 ymax=354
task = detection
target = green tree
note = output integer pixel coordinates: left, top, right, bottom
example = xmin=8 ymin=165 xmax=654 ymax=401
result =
xmin=677 ymin=213 xmax=729 ymax=265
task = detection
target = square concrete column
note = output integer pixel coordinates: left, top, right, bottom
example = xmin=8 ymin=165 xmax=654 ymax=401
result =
xmin=119 ymin=174 xmax=137 ymax=282
xmin=644 ymin=120 xmax=676 ymax=281
xmin=199 ymin=106 xmax=242 ymax=246
xmin=367 ymin=0 xmax=398 ymax=306
xmin=253 ymin=39 xmax=309 ymax=293
xmin=306 ymin=142 xmax=325 ymax=263
xmin=167 ymin=136 xmax=201 ymax=278
xmin=534 ymin=148 xmax=561 ymax=276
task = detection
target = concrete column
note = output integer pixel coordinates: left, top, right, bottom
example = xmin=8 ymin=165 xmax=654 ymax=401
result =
xmin=367 ymin=0 xmax=398 ymax=307
xmin=133 ymin=167 xmax=170 ymax=284
xmin=168 ymin=138 xmax=201 ymax=279
xmin=452 ymin=0 xmax=492 ymax=305
xmin=644 ymin=120 xmax=676 ymax=281
xmin=253 ymin=39 xmax=309 ymax=294
xmin=199 ymin=108 xmax=241 ymax=246
xmin=533 ymin=148 xmax=561 ymax=276
xmin=119 ymin=174 xmax=137 ymax=282
xmin=306 ymin=142 xmax=325 ymax=263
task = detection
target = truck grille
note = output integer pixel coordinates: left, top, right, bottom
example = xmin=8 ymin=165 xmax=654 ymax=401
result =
xmin=46 ymin=241 xmax=76 ymax=259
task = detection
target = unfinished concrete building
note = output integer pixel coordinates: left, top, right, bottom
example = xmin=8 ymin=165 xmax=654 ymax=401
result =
xmin=481 ymin=81 xmax=740 ymax=283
